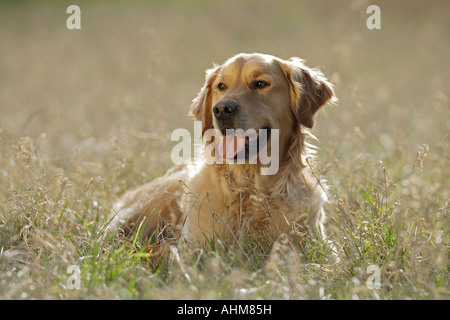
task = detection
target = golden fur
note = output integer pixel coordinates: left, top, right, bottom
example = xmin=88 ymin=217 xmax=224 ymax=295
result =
xmin=109 ymin=53 xmax=336 ymax=246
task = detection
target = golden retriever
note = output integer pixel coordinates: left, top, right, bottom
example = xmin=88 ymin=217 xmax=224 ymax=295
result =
xmin=109 ymin=53 xmax=336 ymax=247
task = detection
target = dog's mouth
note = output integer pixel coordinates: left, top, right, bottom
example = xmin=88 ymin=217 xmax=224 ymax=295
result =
xmin=217 ymin=126 xmax=271 ymax=160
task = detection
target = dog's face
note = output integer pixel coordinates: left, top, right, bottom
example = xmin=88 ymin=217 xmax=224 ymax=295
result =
xmin=191 ymin=53 xmax=335 ymax=162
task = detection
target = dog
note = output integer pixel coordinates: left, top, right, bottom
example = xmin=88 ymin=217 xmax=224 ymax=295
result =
xmin=108 ymin=53 xmax=336 ymax=248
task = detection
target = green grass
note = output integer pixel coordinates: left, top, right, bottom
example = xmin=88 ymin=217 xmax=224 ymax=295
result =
xmin=0 ymin=0 xmax=449 ymax=299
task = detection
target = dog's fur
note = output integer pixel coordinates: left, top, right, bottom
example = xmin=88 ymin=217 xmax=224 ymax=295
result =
xmin=109 ymin=53 xmax=336 ymax=246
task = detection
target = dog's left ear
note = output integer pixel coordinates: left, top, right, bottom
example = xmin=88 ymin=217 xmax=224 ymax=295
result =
xmin=281 ymin=57 xmax=336 ymax=129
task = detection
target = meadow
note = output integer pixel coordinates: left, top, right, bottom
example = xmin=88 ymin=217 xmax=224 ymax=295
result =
xmin=0 ymin=0 xmax=448 ymax=299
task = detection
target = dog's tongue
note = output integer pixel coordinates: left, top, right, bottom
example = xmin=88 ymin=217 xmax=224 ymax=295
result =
xmin=217 ymin=133 xmax=246 ymax=159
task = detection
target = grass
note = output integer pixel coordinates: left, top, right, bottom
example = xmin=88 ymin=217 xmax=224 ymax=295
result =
xmin=0 ymin=0 xmax=449 ymax=299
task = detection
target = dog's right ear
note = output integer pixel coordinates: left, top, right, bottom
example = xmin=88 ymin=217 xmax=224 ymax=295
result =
xmin=190 ymin=65 xmax=221 ymax=135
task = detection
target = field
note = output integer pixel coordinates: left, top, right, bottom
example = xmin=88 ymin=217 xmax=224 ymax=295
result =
xmin=0 ymin=0 xmax=449 ymax=300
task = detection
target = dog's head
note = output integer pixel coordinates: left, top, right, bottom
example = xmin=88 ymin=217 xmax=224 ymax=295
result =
xmin=190 ymin=53 xmax=336 ymax=163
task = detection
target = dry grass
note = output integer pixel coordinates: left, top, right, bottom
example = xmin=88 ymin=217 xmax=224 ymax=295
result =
xmin=0 ymin=0 xmax=449 ymax=299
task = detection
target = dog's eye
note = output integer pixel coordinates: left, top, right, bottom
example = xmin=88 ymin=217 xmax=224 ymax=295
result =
xmin=254 ymin=80 xmax=270 ymax=89
xmin=217 ymin=83 xmax=227 ymax=91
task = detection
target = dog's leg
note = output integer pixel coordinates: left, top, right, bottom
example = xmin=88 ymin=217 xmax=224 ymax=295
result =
xmin=107 ymin=164 xmax=187 ymax=239
xmin=179 ymin=166 xmax=237 ymax=245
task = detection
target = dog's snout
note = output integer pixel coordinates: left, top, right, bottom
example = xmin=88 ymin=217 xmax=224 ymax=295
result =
xmin=213 ymin=100 xmax=238 ymax=120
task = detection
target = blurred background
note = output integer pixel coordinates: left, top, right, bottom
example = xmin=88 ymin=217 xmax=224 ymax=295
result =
xmin=0 ymin=0 xmax=449 ymax=189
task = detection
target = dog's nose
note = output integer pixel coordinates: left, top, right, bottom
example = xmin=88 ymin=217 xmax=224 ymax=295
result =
xmin=213 ymin=100 xmax=238 ymax=120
